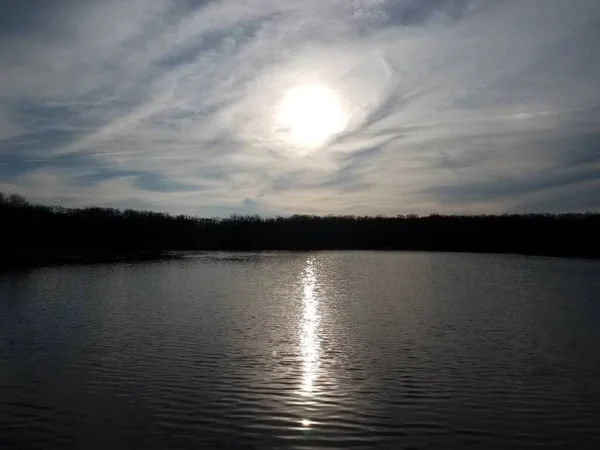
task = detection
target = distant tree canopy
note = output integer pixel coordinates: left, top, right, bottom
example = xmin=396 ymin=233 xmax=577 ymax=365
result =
xmin=1 ymin=192 xmax=599 ymax=267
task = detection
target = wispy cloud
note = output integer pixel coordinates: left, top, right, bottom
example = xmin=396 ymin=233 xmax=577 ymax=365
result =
xmin=1 ymin=0 xmax=599 ymax=215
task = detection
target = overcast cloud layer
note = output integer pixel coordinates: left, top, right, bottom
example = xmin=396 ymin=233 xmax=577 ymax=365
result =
xmin=1 ymin=0 xmax=599 ymax=216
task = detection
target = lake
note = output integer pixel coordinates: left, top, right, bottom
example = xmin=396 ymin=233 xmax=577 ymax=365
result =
xmin=1 ymin=251 xmax=599 ymax=449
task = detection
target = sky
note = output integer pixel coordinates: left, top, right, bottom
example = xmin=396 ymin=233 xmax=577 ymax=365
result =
xmin=0 ymin=0 xmax=599 ymax=217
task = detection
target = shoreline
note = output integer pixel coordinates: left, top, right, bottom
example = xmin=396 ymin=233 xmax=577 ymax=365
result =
xmin=2 ymin=248 xmax=598 ymax=272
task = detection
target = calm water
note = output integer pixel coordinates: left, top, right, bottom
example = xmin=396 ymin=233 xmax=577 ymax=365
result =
xmin=1 ymin=252 xmax=599 ymax=449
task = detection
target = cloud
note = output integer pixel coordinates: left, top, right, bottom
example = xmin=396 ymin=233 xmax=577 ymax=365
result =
xmin=0 ymin=0 xmax=599 ymax=216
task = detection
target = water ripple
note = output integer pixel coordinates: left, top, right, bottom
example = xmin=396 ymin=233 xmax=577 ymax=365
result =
xmin=1 ymin=252 xmax=600 ymax=448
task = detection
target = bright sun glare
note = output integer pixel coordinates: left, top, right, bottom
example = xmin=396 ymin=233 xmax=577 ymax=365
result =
xmin=277 ymin=83 xmax=348 ymax=148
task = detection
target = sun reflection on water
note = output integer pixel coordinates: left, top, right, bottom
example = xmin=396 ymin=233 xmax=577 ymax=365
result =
xmin=300 ymin=258 xmax=320 ymax=399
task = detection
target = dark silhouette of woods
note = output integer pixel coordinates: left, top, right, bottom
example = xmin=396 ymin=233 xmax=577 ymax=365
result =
xmin=1 ymin=192 xmax=599 ymax=267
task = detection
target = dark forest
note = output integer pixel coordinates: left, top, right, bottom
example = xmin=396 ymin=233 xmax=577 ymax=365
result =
xmin=1 ymin=192 xmax=598 ymax=267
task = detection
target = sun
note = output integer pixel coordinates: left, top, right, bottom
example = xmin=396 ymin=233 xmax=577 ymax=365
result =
xmin=276 ymin=83 xmax=348 ymax=148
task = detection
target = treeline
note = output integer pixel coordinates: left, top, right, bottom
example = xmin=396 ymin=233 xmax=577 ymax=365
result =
xmin=1 ymin=192 xmax=599 ymax=266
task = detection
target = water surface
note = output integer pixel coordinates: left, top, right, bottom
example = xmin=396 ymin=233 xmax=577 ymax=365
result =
xmin=1 ymin=252 xmax=599 ymax=449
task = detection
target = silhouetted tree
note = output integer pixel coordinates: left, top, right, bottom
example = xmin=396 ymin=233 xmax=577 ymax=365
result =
xmin=1 ymin=192 xmax=598 ymax=268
